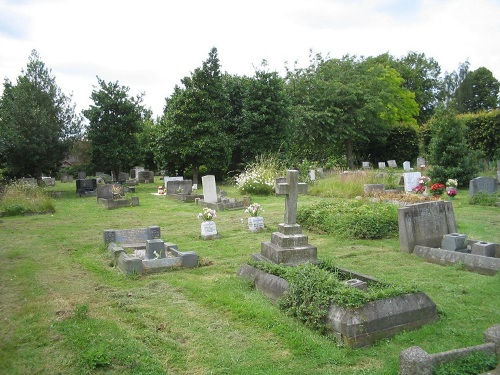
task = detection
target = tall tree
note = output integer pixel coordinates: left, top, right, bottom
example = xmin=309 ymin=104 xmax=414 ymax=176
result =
xmin=155 ymin=47 xmax=232 ymax=183
xmin=454 ymin=67 xmax=500 ymax=113
xmin=0 ymin=50 xmax=82 ymax=178
xmin=83 ymin=77 xmax=145 ymax=180
xmin=442 ymin=61 xmax=470 ymax=107
xmin=287 ymin=54 xmax=418 ymax=168
xmin=237 ymin=62 xmax=291 ymax=165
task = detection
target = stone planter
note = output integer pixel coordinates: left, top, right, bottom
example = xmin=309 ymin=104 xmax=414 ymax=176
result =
xmin=248 ymin=216 xmax=264 ymax=232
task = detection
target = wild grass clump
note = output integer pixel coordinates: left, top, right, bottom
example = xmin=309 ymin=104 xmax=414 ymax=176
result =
xmin=308 ymin=172 xmax=371 ymax=198
xmin=432 ymin=351 xmax=498 ymax=375
xmin=250 ymin=260 xmax=418 ymax=334
xmin=297 ymin=200 xmax=399 ymax=239
xmin=235 ymin=153 xmax=286 ymax=195
xmin=0 ymin=181 xmax=55 ymax=216
xmin=468 ymin=191 xmax=499 ymax=206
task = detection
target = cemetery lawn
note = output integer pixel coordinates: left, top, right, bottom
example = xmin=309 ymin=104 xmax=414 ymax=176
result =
xmin=1 ymin=180 xmax=499 ymax=375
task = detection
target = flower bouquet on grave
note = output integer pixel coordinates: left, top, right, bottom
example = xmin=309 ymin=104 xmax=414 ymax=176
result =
xmin=412 ymin=176 xmax=431 ymax=194
xmin=430 ymin=182 xmax=446 ymax=198
xmin=446 ymin=188 xmax=457 ymax=199
xmin=157 ymin=185 xmax=164 ymax=195
xmin=446 ymin=178 xmax=458 ymax=188
xmin=244 ymin=203 xmax=263 ymax=217
xmin=198 ymin=207 xmax=217 ymax=221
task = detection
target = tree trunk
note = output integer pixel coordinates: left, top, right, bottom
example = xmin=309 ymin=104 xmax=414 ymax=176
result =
xmin=192 ymin=166 xmax=199 ymax=186
xmin=345 ymin=139 xmax=354 ymax=169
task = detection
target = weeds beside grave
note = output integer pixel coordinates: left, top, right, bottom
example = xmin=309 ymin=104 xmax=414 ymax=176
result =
xmin=0 ymin=181 xmax=55 ymax=216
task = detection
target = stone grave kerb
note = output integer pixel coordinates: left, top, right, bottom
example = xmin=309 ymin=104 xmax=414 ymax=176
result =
xmin=275 ymin=170 xmax=308 ymax=226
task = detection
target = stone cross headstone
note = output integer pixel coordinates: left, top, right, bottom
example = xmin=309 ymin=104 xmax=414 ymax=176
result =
xmin=403 ymin=172 xmax=421 ymax=192
xmin=378 ymin=162 xmax=386 ymax=169
xmin=403 ymin=161 xmax=411 ymax=171
xmin=202 ymin=175 xmax=218 ymax=204
xmin=275 ymin=170 xmax=308 ymax=225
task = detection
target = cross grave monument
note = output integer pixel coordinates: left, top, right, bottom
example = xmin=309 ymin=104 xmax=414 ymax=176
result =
xmin=254 ymin=170 xmax=317 ymax=265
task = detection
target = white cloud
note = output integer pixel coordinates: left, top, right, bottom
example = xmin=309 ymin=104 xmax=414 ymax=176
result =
xmin=1 ymin=0 xmax=499 ymax=117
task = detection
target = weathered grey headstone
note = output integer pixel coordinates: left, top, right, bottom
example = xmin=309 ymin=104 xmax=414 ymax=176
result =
xmin=387 ymin=160 xmax=397 ymax=168
xmin=308 ymin=169 xmax=316 ymax=181
xmin=398 ymin=201 xmax=457 ymax=253
xmin=118 ymin=172 xmax=129 ymax=182
xmin=362 ymin=161 xmax=370 ymax=169
xmin=164 ymin=176 xmax=183 ymax=188
xmin=130 ymin=166 xmax=144 ymax=180
xmin=138 ymin=170 xmax=154 ymax=183
xmin=416 ymin=157 xmax=426 ymax=168
xmin=378 ymin=162 xmax=386 ymax=169
xmin=403 ymin=172 xmax=421 ymax=192
xmin=202 ymin=175 xmax=218 ymax=203
xmin=166 ymin=180 xmax=193 ymax=195
xmin=96 ymin=183 xmax=124 ymax=199
xmin=469 ymin=176 xmax=498 ymax=196
xmin=403 ymin=161 xmax=411 ymax=171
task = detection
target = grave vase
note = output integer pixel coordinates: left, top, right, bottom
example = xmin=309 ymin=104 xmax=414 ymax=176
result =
xmin=248 ymin=216 xmax=264 ymax=232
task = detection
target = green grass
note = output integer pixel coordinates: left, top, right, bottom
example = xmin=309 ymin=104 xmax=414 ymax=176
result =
xmin=0 ymin=176 xmax=499 ymax=374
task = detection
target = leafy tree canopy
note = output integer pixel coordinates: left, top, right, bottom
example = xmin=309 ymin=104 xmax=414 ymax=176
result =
xmin=0 ymin=50 xmax=82 ymax=178
xmin=454 ymin=67 xmax=500 ymax=113
xmin=83 ymin=77 xmax=146 ymax=179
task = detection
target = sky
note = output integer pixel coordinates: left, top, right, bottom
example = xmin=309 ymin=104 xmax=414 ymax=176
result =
xmin=1 ymin=0 xmax=500 ymax=118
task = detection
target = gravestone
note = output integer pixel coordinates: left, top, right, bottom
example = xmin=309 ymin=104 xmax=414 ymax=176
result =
xmin=130 ymin=166 xmax=144 ymax=180
xmin=138 ymin=170 xmax=154 ymax=183
xmin=40 ymin=177 xmax=55 ymax=186
xmin=416 ymin=157 xmax=426 ymax=168
xmin=308 ymin=169 xmax=316 ymax=181
xmin=96 ymin=183 xmax=124 ymax=199
xmin=60 ymin=173 xmax=73 ymax=183
xmin=398 ymin=201 xmax=457 ymax=253
xmin=469 ymin=176 xmax=498 ymax=196
xmin=387 ymin=160 xmax=397 ymax=168
xmin=378 ymin=162 xmax=386 ymax=169
xmin=202 ymin=175 xmax=218 ymax=204
xmin=256 ymin=170 xmax=317 ymax=265
xmin=166 ymin=180 xmax=193 ymax=195
xmin=118 ymin=172 xmax=129 ymax=183
xmin=403 ymin=161 xmax=411 ymax=171
xmin=76 ymin=178 xmax=97 ymax=196
xmin=403 ymin=172 xmax=421 ymax=192
xmin=362 ymin=161 xmax=370 ymax=169
xmin=164 ymin=176 xmax=183 ymax=188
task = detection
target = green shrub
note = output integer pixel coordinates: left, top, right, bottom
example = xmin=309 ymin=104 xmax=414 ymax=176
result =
xmin=0 ymin=181 xmax=55 ymax=216
xmin=469 ymin=191 xmax=498 ymax=206
xmin=297 ymin=200 xmax=399 ymax=239
xmin=432 ymin=351 xmax=497 ymax=375
xmin=249 ymin=260 xmax=418 ymax=334
xmin=235 ymin=154 xmax=285 ymax=195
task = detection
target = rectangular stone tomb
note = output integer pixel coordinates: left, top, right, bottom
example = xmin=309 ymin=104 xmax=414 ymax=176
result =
xmin=104 ymin=227 xmax=198 ymax=274
xmin=237 ymin=264 xmax=438 ymax=347
xmin=76 ymin=179 xmax=97 ymax=196
xmin=98 ymin=196 xmax=139 ymax=209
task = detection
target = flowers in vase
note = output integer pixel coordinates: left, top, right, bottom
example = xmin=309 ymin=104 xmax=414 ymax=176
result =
xmin=430 ymin=183 xmax=446 ymax=196
xmin=446 ymin=178 xmax=458 ymax=188
xmin=413 ymin=176 xmax=430 ymax=194
xmin=198 ymin=208 xmax=217 ymax=221
xmin=244 ymin=203 xmax=263 ymax=217
xmin=446 ymin=189 xmax=457 ymax=197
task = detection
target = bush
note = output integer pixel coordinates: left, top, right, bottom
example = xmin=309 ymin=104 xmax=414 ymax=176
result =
xmin=0 ymin=181 xmax=55 ymax=216
xmin=297 ymin=200 xmax=398 ymax=239
xmin=469 ymin=191 xmax=498 ymax=206
xmin=235 ymin=154 xmax=285 ymax=195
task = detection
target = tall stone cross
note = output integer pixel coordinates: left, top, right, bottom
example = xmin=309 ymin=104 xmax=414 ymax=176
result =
xmin=275 ymin=170 xmax=308 ymax=225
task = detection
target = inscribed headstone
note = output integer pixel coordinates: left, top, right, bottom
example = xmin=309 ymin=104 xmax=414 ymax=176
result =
xmin=403 ymin=161 xmax=411 ymax=171
xmin=362 ymin=161 xmax=370 ymax=169
xmin=398 ymin=201 xmax=457 ymax=253
xmin=164 ymin=176 xmax=183 ymax=188
xmin=378 ymin=162 xmax=386 ymax=169
xmin=469 ymin=176 xmax=498 ymax=196
xmin=403 ymin=172 xmax=421 ymax=192
xmin=166 ymin=180 xmax=193 ymax=195
xmin=202 ymin=175 xmax=218 ymax=203
xmin=138 ymin=170 xmax=154 ymax=183
xmin=387 ymin=160 xmax=397 ymax=168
